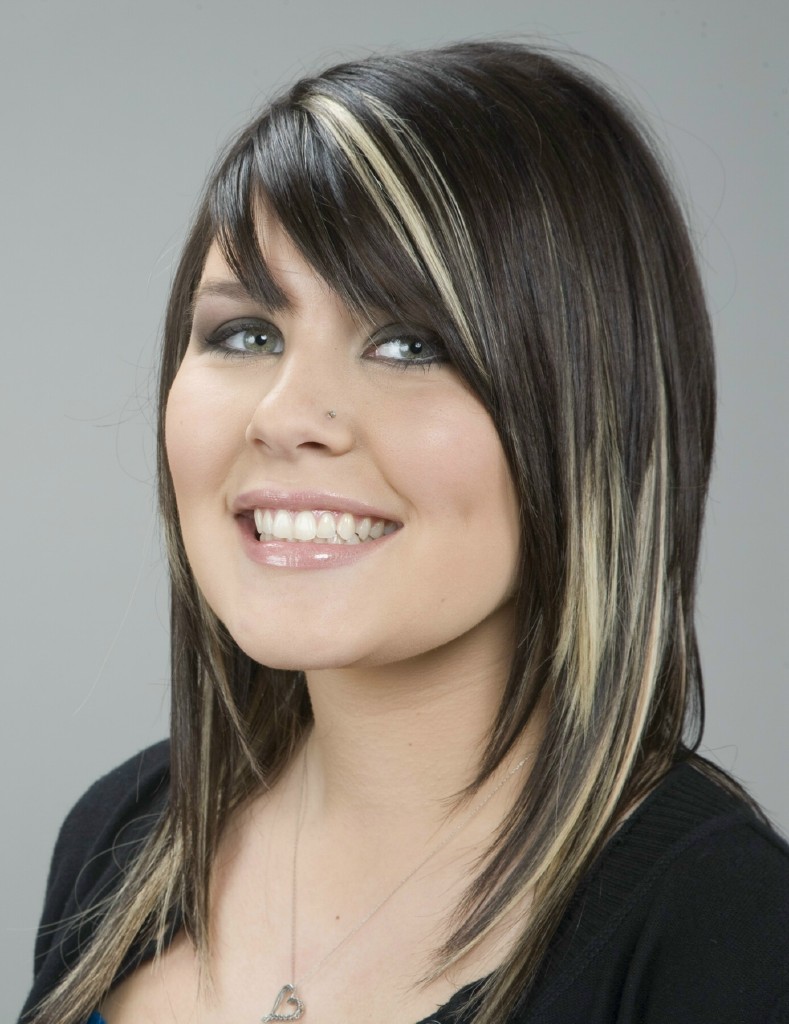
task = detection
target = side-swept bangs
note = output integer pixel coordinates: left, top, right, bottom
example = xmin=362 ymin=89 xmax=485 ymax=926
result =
xmin=206 ymin=77 xmax=494 ymax=398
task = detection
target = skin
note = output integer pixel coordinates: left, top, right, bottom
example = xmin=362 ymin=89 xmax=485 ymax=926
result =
xmin=165 ymin=223 xmax=520 ymax=679
xmin=103 ymin=216 xmax=535 ymax=1024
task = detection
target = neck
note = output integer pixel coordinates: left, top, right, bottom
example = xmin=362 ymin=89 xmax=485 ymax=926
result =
xmin=300 ymin=606 xmax=537 ymax=833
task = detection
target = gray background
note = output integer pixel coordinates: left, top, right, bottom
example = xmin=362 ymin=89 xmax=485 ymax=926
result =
xmin=2 ymin=0 xmax=786 ymax=1018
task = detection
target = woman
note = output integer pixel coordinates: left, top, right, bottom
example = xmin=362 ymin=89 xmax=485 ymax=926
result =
xmin=20 ymin=40 xmax=789 ymax=1024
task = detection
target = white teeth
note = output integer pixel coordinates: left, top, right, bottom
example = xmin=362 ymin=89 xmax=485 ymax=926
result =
xmin=293 ymin=510 xmax=318 ymax=541
xmin=252 ymin=508 xmax=398 ymax=544
xmin=254 ymin=509 xmax=274 ymax=535
xmin=316 ymin=512 xmax=337 ymax=540
xmin=336 ymin=512 xmax=356 ymax=541
xmin=272 ymin=509 xmax=294 ymax=541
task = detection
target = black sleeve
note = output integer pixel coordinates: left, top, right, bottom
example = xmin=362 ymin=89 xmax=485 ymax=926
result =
xmin=509 ymin=766 xmax=789 ymax=1024
xmin=19 ymin=740 xmax=170 ymax=1023
xmin=618 ymin=819 xmax=789 ymax=1023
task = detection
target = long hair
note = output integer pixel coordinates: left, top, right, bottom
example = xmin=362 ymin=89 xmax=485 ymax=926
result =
xmin=32 ymin=40 xmax=728 ymax=1023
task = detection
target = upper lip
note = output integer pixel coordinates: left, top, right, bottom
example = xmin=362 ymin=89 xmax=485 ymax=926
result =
xmin=232 ymin=488 xmax=401 ymax=524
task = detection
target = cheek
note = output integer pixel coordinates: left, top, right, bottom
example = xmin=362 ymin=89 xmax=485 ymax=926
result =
xmin=164 ymin=364 xmax=244 ymax=503
xmin=382 ymin=392 xmax=517 ymax=528
xmin=374 ymin=390 xmax=521 ymax=620
xmin=364 ymin=398 xmax=520 ymax=666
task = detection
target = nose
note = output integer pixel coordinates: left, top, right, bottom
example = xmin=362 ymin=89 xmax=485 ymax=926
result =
xmin=244 ymin=358 xmax=354 ymax=459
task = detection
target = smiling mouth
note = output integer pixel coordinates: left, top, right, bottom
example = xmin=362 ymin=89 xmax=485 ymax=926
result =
xmin=251 ymin=508 xmax=399 ymax=544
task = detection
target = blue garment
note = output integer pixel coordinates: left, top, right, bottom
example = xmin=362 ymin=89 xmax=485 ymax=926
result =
xmin=86 ymin=1014 xmax=106 ymax=1024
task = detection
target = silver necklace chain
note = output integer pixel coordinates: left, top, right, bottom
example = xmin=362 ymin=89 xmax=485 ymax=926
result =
xmin=260 ymin=749 xmax=530 ymax=1022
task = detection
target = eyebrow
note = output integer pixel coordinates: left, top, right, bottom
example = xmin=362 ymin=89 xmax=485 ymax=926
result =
xmin=188 ymin=279 xmax=277 ymax=327
xmin=192 ymin=280 xmax=256 ymax=305
xmin=189 ymin=274 xmax=294 ymax=324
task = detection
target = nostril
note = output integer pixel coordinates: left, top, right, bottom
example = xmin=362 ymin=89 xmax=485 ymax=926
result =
xmin=244 ymin=397 xmax=353 ymax=456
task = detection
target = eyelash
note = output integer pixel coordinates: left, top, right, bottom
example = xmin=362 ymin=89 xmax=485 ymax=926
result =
xmin=366 ymin=327 xmax=449 ymax=370
xmin=203 ymin=319 xmax=284 ymax=359
xmin=201 ymin=318 xmax=449 ymax=370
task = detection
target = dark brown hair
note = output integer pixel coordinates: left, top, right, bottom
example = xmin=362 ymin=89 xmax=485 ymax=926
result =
xmin=35 ymin=41 xmax=733 ymax=1024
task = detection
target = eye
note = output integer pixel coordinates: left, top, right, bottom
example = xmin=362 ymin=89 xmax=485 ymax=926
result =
xmin=366 ymin=325 xmax=448 ymax=367
xmin=204 ymin=318 xmax=284 ymax=356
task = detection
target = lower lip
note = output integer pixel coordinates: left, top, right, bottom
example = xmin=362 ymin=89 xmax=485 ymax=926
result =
xmin=237 ymin=517 xmax=397 ymax=569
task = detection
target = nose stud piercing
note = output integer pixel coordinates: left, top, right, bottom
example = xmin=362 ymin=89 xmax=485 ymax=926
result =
xmin=326 ymin=409 xmax=337 ymax=419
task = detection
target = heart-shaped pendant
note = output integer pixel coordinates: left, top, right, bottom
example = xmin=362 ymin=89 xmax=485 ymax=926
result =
xmin=260 ymin=983 xmax=305 ymax=1022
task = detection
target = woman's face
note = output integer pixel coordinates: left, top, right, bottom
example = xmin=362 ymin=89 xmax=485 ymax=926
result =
xmin=165 ymin=216 xmax=520 ymax=672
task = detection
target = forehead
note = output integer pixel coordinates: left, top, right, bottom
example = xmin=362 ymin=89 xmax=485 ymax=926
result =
xmin=198 ymin=225 xmax=341 ymax=317
xmin=194 ymin=238 xmax=389 ymax=343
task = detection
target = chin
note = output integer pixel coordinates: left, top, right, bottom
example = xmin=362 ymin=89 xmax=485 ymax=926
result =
xmin=227 ymin=617 xmax=371 ymax=673
xmin=226 ymin=617 xmax=448 ymax=674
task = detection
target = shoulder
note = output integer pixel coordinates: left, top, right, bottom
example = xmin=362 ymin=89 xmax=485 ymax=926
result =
xmin=22 ymin=741 xmax=170 ymax=1020
xmin=43 ymin=739 xmax=170 ymax=917
xmin=522 ymin=761 xmax=789 ymax=1023
xmin=632 ymin=759 xmax=789 ymax=910
xmin=623 ymin=768 xmax=789 ymax=1021
xmin=588 ymin=758 xmax=789 ymax=933
xmin=54 ymin=738 xmax=171 ymax=852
